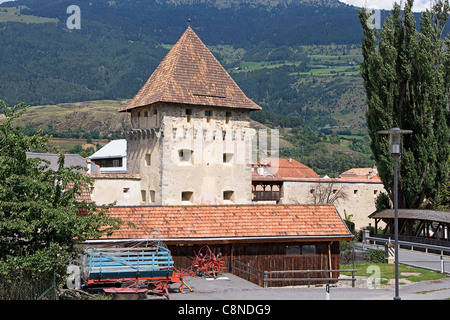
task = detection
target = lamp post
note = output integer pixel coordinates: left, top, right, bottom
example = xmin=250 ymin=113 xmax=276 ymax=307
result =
xmin=378 ymin=127 xmax=412 ymax=300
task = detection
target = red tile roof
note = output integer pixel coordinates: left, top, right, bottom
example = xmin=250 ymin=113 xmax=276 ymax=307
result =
xmin=98 ymin=204 xmax=352 ymax=243
xmin=339 ymin=167 xmax=381 ymax=181
xmin=120 ymin=27 xmax=261 ymax=112
xmin=253 ymin=158 xmax=319 ymax=181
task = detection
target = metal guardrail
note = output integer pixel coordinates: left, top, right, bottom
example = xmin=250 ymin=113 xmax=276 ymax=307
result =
xmin=365 ymin=236 xmax=450 ymax=274
xmin=232 ymin=260 xmax=357 ymax=288
xmin=365 ymin=236 xmax=450 ymax=255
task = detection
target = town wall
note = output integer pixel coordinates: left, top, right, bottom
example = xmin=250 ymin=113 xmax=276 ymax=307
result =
xmin=280 ymin=179 xmax=387 ymax=230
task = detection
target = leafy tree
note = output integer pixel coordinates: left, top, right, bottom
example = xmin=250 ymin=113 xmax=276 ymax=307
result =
xmin=359 ymin=0 xmax=450 ymax=208
xmin=0 ymin=101 xmax=126 ymax=284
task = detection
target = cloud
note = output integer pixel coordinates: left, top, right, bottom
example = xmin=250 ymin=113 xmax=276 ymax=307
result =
xmin=0 ymin=0 xmax=16 ymax=4
xmin=338 ymin=0 xmax=433 ymax=12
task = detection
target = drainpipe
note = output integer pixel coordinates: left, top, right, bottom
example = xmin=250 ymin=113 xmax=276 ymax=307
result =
xmin=328 ymin=242 xmax=333 ymax=281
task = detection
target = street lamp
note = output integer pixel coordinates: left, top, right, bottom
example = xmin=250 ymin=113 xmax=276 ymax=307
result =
xmin=378 ymin=127 xmax=412 ymax=301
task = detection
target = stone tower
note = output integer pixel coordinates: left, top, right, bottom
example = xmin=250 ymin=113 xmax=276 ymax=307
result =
xmin=119 ymin=27 xmax=261 ymax=205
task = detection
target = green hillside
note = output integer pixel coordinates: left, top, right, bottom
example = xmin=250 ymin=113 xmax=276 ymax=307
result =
xmin=0 ymin=0 xmax=379 ymax=175
xmin=1 ymin=98 xmax=373 ymax=176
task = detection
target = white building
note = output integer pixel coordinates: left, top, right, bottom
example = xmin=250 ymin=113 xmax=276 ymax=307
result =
xmin=88 ymin=139 xmax=127 ymax=174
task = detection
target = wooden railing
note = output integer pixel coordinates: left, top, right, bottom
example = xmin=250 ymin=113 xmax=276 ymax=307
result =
xmin=252 ymin=191 xmax=281 ymax=202
xmin=232 ymin=260 xmax=357 ymax=288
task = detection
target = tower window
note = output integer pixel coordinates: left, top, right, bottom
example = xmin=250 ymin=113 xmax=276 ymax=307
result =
xmin=205 ymin=110 xmax=212 ymax=123
xmin=223 ymin=153 xmax=234 ymax=164
xmin=223 ymin=190 xmax=234 ymax=202
xmin=186 ymin=108 xmax=192 ymax=123
xmin=226 ymin=111 xmax=231 ymax=124
xmin=181 ymin=191 xmax=193 ymax=203
xmin=179 ymin=149 xmax=193 ymax=163
xmin=145 ymin=153 xmax=151 ymax=166
xmin=141 ymin=190 xmax=147 ymax=202
xmin=149 ymin=190 xmax=155 ymax=203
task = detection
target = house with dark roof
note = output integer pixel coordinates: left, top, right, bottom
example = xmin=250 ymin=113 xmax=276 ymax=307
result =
xmin=88 ymin=139 xmax=127 ymax=174
xmin=26 ymin=152 xmax=95 ymax=172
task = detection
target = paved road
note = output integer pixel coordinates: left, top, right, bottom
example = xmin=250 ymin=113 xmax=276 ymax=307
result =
xmin=359 ymin=242 xmax=450 ymax=274
xmin=168 ymin=271 xmax=450 ymax=300
xmin=166 ymin=247 xmax=450 ymax=301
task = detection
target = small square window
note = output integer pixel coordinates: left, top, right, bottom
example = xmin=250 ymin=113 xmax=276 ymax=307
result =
xmin=113 ymin=159 xmax=120 ymax=167
xmin=223 ymin=190 xmax=234 ymax=201
xmin=144 ymin=111 xmax=148 ymax=117
xmin=181 ymin=191 xmax=193 ymax=202
xmin=354 ymin=190 xmax=358 ymax=197
xmin=179 ymin=149 xmax=192 ymax=163
xmin=123 ymin=187 xmax=130 ymax=193
xmin=223 ymin=153 xmax=234 ymax=164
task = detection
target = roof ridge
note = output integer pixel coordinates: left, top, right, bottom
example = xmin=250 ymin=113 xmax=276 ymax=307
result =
xmin=158 ymin=27 xmax=190 ymax=103
xmin=119 ymin=27 xmax=261 ymax=112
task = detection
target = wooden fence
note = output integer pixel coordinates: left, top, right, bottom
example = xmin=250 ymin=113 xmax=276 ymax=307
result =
xmin=231 ymin=260 xmax=356 ymax=288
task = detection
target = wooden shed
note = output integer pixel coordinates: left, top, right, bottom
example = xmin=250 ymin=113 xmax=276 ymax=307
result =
xmin=87 ymin=204 xmax=353 ymax=286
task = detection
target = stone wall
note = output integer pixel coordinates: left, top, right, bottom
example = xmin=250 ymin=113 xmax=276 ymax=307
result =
xmin=279 ymin=179 xmax=387 ymax=230
xmin=89 ymin=174 xmax=141 ymax=206
xmin=125 ymin=103 xmax=255 ymax=205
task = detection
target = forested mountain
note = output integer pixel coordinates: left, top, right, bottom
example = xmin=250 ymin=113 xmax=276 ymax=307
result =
xmin=2 ymin=0 xmax=443 ymax=175
xmin=0 ymin=0 xmax=365 ymax=106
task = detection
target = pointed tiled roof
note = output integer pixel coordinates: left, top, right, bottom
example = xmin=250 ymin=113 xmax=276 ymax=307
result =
xmin=119 ymin=27 xmax=261 ymax=112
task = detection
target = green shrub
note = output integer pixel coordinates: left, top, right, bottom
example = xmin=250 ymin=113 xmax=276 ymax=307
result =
xmin=367 ymin=249 xmax=385 ymax=264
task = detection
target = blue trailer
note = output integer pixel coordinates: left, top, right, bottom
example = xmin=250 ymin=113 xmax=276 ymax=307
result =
xmin=78 ymin=234 xmax=189 ymax=298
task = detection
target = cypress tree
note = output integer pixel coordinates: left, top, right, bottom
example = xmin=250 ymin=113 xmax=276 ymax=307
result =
xmin=359 ymin=0 xmax=450 ymax=209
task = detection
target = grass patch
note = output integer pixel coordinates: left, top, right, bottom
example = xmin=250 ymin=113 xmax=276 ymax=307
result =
xmin=0 ymin=6 xmax=58 ymax=24
xmin=340 ymin=263 xmax=448 ymax=283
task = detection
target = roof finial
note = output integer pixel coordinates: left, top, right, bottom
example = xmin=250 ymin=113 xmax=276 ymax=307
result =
xmin=187 ymin=17 xmax=191 ymax=28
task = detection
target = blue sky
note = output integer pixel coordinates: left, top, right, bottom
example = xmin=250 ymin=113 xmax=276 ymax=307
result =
xmin=338 ymin=0 xmax=434 ymax=12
